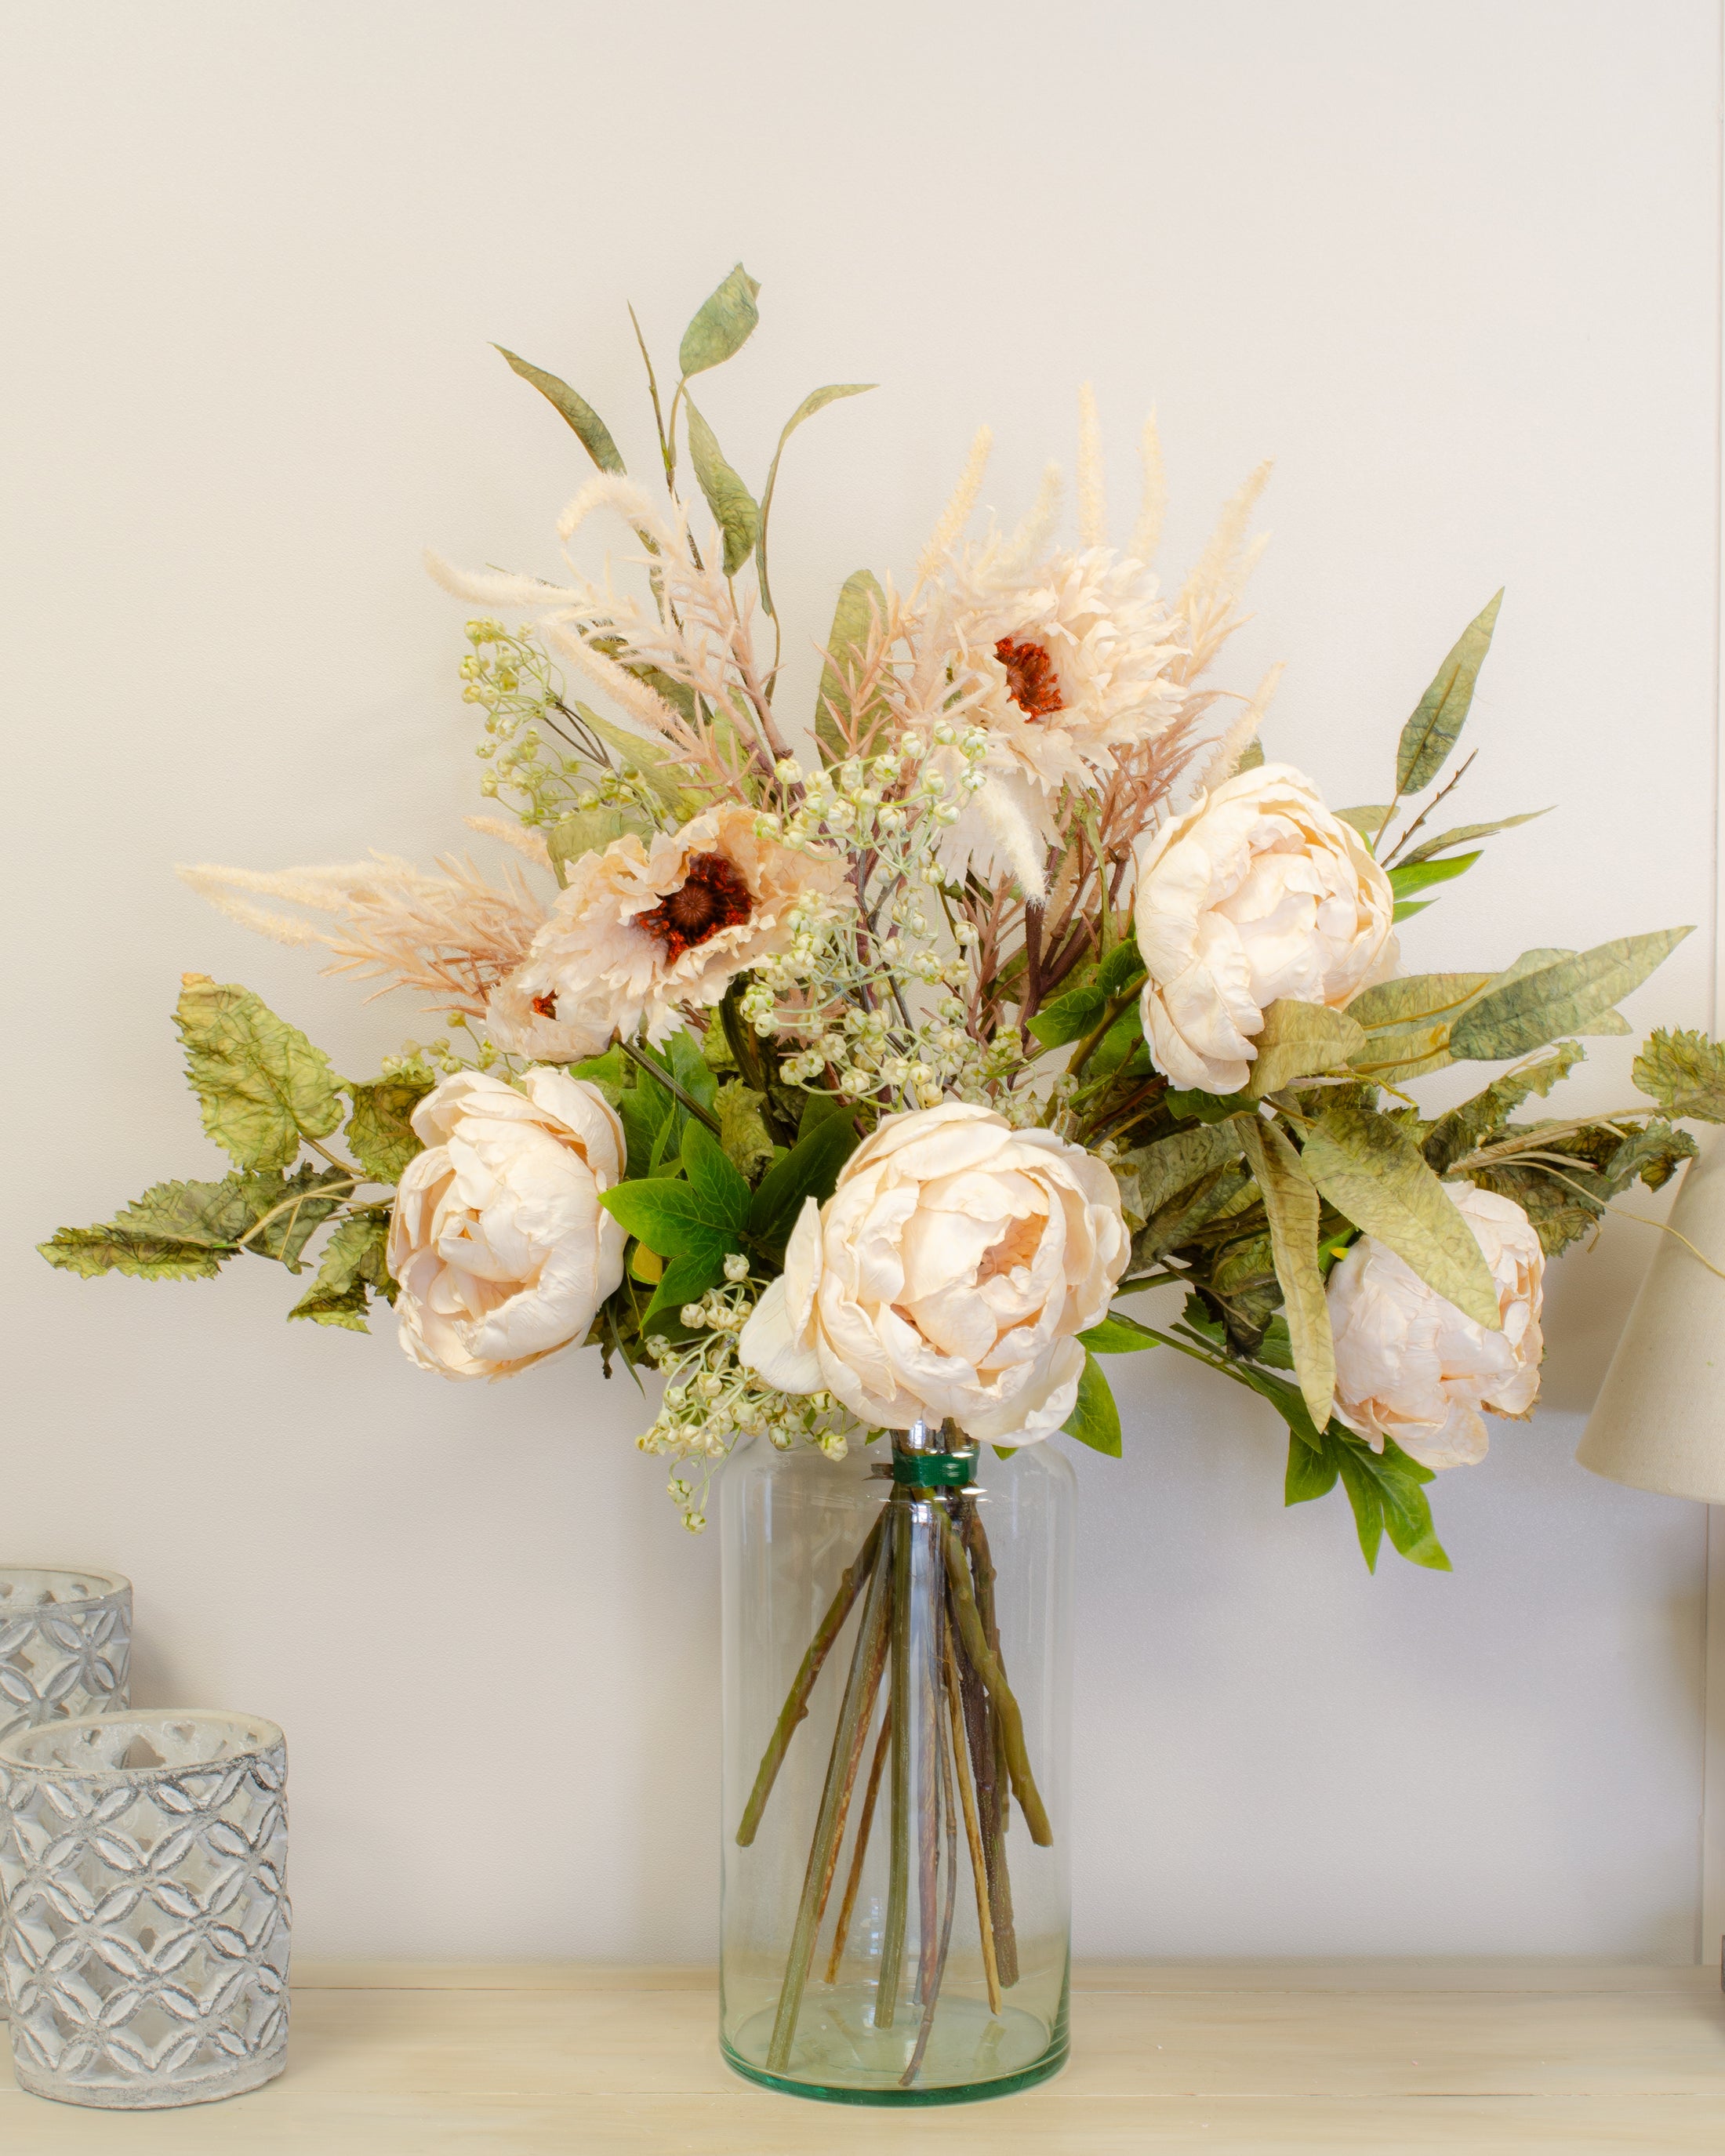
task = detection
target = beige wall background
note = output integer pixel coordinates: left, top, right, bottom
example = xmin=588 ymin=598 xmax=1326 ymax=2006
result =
xmin=3 ymin=0 xmax=1720 ymax=1959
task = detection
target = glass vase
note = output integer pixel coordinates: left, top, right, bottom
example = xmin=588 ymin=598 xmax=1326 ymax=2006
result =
xmin=719 ymin=1421 xmax=1073 ymax=2105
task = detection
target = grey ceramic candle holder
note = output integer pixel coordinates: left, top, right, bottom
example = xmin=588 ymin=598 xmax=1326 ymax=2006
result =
xmin=0 ymin=1567 xmax=132 ymax=1741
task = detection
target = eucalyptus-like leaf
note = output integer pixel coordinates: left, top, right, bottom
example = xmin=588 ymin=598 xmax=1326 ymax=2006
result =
xmin=677 ymin=263 xmax=761 ymax=379
xmin=1447 ymin=929 xmax=1692 ymax=1063
xmin=493 ymin=347 xmax=626 ymax=474
xmin=176 ymin=975 xmax=343 ymax=1171
xmin=815 ymin=569 xmax=886 ymax=764
xmin=1348 ymin=972 xmax=1495 ymax=1033
xmin=1395 ymin=808 xmax=1551 ymax=869
xmin=1298 ymin=1104 xmax=1502 ymax=1329
xmin=757 ymin=383 xmax=875 ymax=619
xmin=1396 ymin=589 xmax=1503 ymax=797
xmin=1243 ymin=1000 xmax=1367 ymax=1099
xmin=684 ymin=397 xmax=759 ymax=576
xmin=1387 ymin=851 xmax=1481 ymax=902
xmin=1237 ymin=1116 xmax=1335 ymax=1430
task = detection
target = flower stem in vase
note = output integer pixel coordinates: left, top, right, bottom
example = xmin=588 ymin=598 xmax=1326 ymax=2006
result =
xmin=824 ymin=1700 xmax=892 ymax=1984
xmin=875 ymin=1494 xmax=914 ymax=2027
xmin=943 ymin=1623 xmax=1003 ymax=2015
xmin=937 ymin=1507 xmax=1052 ymax=1845
xmin=955 ymin=1496 xmax=1020 ymax=1986
xmin=902 ymin=1606 xmax=961 ymax=2089
xmin=914 ymin=1509 xmax=943 ymax=2011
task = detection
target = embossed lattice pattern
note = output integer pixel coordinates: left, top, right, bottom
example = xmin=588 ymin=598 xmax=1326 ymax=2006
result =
xmin=0 ymin=1568 xmax=132 ymax=1742
xmin=0 ymin=1712 xmax=290 ymax=2109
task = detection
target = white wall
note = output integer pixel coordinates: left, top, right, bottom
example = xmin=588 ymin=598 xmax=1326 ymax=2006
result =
xmin=3 ymin=0 xmax=1719 ymax=1960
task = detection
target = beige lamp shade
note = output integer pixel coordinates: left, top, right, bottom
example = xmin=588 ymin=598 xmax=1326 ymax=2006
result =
xmin=1576 ymin=1130 xmax=1725 ymax=1501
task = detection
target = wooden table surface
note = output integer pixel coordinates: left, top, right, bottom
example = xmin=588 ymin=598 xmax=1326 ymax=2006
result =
xmin=4 ymin=1959 xmax=1724 ymax=2153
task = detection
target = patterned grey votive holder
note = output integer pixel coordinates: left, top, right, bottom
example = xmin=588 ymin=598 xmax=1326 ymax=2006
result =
xmin=0 ymin=1567 xmax=132 ymax=1740
xmin=0 ymin=1711 xmax=290 ymax=2109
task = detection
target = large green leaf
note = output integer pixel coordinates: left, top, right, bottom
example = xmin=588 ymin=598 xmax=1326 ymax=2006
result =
xmin=1298 ymin=1105 xmax=1501 ymax=1328
xmin=175 ymin=975 xmax=343 ymax=1171
xmin=1282 ymin=1422 xmax=1449 ymax=1572
xmin=1112 ymin=1123 xmax=1242 ymax=1230
xmin=747 ymin=1106 xmax=860 ymax=1249
xmin=1237 ymin=1116 xmax=1334 ymax=1430
xmin=684 ymin=397 xmax=759 ymax=576
xmin=1394 ymin=808 xmax=1550 ymax=869
xmin=1244 ymin=1000 xmax=1366 ymax=1099
xmin=1348 ymin=972 xmax=1495 ymax=1033
xmin=38 ymin=1166 xmax=347 ymax=1281
xmin=599 ymin=1176 xmax=741 ymax=1262
xmin=1386 ymin=851 xmax=1480 ymax=902
xmin=680 ymin=1120 xmax=752 ymax=1239
xmin=678 ymin=263 xmax=761 ymax=378
xmin=1062 ymin=1352 xmax=1122 ymax=1456
xmin=815 ymin=569 xmax=886 ymax=763
xmin=1447 ymin=930 xmax=1693 ymax=1063
xmin=289 ymin=1208 xmax=395 ymax=1332
xmin=493 ymin=347 xmax=625 ymax=474
xmin=344 ymin=1078 xmax=431 ymax=1184
xmin=1634 ymin=1028 xmax=1725 ymax=1124
xmin=1422 ymin=1042 xmax=1587 ymax=1174
xmin=1078 ymin=1310 xmax=1164 ymax=1353
xmin=757 ymin=384 xmax=875 ymax=619
xmin=1396 ymin=590 xmax=1503 ymax=797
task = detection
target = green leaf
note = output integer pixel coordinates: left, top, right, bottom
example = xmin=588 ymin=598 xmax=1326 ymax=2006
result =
xmin=715 ymin=1081 xmax=775 ymax=1181
xmin=1393 ymin=900 xmax=1433 ymax=923
xmin=1078 ymin=1311 xmax=1164 ymax=1354
xmin=1387 ymin=851 xmax=1481 ymax=902
xmin=684 ymin=397 xmax=759 ymax=576
xmin=1422 ymin=1043 xmax=1587 ymax=1174
xmin=1112 ymin=1123 xmax=1242 ymax=1231
xmin=238 ymin=1164 xmax=353 ymax=1271
xmin=576 ymin=706 xmax=699 ymax=815
xmin=1164 ymin=1086 xmax=1257 ymax=1124
xmin=1237 ymin=1116 xmax=1335 ymax=1431
xmin=757 ymin=384 xmax=876 ymax=619
xmin=643 ymin=1247 xmax=728 ymax=1328
xmin=1095 ymin=936 xmax=1147 ymax=996
xmin=747 ymin=1106 xmax=860 ymax=1250
xmin=1335 ymin=805 xmax=1391 ymax=848
xmin=1396 ymin=590 xmax=1503 ymax=797
xmin=1244 ymin=1000 xmax=1367 ymax=1100
xmin=598 ymin=1177 xmax=738 ymax=1261
xmin=289 ymin=1209 xmax=394 ymax=1332
xmin=680 ymin=1120 xmax=752 ymax=1240
xmin=815 ymin=570 xmax=886 ymax=764
xmin=547 ymin=806 xmax=651 ymax=887
xmin=1634 ymin=1028 xmax=1725 ymax=1124
xmin=1298 ymin=1104 xmax=1502 ymax=1328
xmin=175 ymin=975 xmax=343 ymax=1171
xmin=1281 ymin=1423 xmax=1449 ymax=1571
xmin=1130 ymin=1162 xmax=1254 ymax=1269
xmin=661 ymin=1029 xmax=719 ymax=1117
xmin=1394 ymin=808 xmax=1552 ymax=869
xmin=1062 ymin=1352 xmax=1122 ymax=1456
xmin=1088 ymin=1001 xmax=1146 ymax=1080
xmin=1447 ymin=930 xmax=1693 ymax=1063
xmin=493 ymin=347 xmax=626 ymax=474
xmin=1029 ymin=977 xmax=1107 ymax=1051
xmin=677 ymin=262 xmax=761 ymax=379
xmin=617 ymin=1065 xmax=674 ymax=1180
xmin=1285 ymin=1429 xmax=1340 ymax=1505
xmin=38 ymin=1167 xmax=348 ymax=1282
xmin=344 ymin=1078 xmax=431 ymax=1184
xmin=1349 ymin=973 xmax=1496 ymax=1033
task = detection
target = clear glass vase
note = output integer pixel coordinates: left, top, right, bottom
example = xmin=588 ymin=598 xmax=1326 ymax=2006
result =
xmin=719 ymin=1422 xmax=1073 ymax=2105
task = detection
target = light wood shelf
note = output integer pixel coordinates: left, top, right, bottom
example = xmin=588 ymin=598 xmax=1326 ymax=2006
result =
xmin=4 ymin=1959 xmax=1723 ymax=2151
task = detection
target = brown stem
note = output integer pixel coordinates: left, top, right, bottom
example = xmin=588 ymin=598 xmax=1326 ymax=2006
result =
xmin=914 ymin=1525 xmax=942 ymax=2009
xmin=900 ymin=1656 xmax=960 ymax=2089
xmin=944 ymin=1625 xmax=1001 ymax=2015
xmin=936 ymin=1509 xmax=1052 ymax=1845
xmin=824 ymin=1701 xmax=892 ymax=1985
xmin=812 ymin=1602 xmax=892 ymax=1934
xmin=957 ymin=1499 xmax=1019 ymax=1984
xmin=736 ymin=1513 xmax=884 ymax=1846
xmin=875 ymin=1496 xmax=913 ymax=2028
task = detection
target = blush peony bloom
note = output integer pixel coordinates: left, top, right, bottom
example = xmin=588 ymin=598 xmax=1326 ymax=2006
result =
xmin=486 ymin=805 xmax=848 ymax=1061
xmin=1134 ymin=762 xmax=1398 ymax=1094
xmin=1327 ymin=1184 xmax=1545 ymax=1470
xmin=387 ymin=1067 xmax=626 ymax=1381
xmin=737 ymin=1102 xmax=1129 ymax=1443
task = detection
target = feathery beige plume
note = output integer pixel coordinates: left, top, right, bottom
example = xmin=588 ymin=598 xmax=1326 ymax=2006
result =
xmin=995 ymin=463 xmax=1063 ymax=579
xmin=914 ymin=425 xmax=993 ymax=590
xmin=972 ymin=777 xmax=1048 ymax=902
xmin=1076 ymin=383 xmax=1107 ymax=549
xmin=1131 ymin=412 xmax=1167 ymax=565
xmin=1192 ymin=662 xmax=1285 ymax=793
xmin=422 ymin=552 xmax=572 ymax=611
xmin=463 ymin=815 xmax=554 ymax=872
xmin=541 ymin=619 xmax=688 ymax=746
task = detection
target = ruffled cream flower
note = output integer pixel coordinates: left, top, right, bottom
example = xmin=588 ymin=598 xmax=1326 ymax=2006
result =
xmin=387 ymin=1068 xmax=626 ymax=1381
xmin=1328 ymin=1184 xmax=1545 ymax=1469
xmin=738 ymin=1102 xmax=1129 ymax=1443
xmin=1134 ymin=762 xmax=1398 ymax=1094
xmin=486 ymin=805 xmax=850 ymax=1059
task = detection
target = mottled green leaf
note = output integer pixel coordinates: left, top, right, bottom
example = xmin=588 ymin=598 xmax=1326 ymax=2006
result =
xmin=289 ymin=1208 xmax=395 ymax=1331
xmin=547 ymin=805 xmax=652 ymax=887
xmin=1387 ymin=851 xmax=1480 ymax=902
xmin=1350 ymin=1022 xmax=1454 ymax=1083
xmin=1634 ymin=1028 xmax=1725 ymax=1123
xmin=1335 ymin=805 xmax=1391 ymax=848
xmin=1447 ymin=930 xmax=1693 ymax=1063
xmin=684 ymin=397 xmax=758 ymax=576
xmin=1422 ymin=1043 xmax=1587 ymax=1173
xmin=1237 ymin=1116 xmax=1334 ymax=1429
xmin=345 ymin=1078 xmax=432 ymax=1184
xmin=1299 ymin=1105 xmax=1501 ymax=1328
xmin=677 ymin=262 xmax=761 ymax=379
xmin=1164 ymin=1085 xmax=1257 ymax=1123
xmin=757 ymin=383 xmax=876 ymax=619
xmin=1349 ymin=973 xmax=1495 ymax=1033
xmin=493 ymin=347 xmax=626 ymax=474
xmin=1395 ymin=808 xmax=1551 ymax=869
xmin=38 ymin=1166 xmax=347 ymax=1282
xmin=175 ymin=975 xmax=343 ymax=1171
xmin=1112 ymin=1123 xmax=1242 ymax=1230
xmin=715 ymin=1081 xmax=775 ymax=1182
xmin=1244 ymin=1000 xmax=1367 ymax=1099
xmin=1396 ymin=590 xmax=1503 ymax=796
xmin=815 ymin=569 xmax=886 ymax=764
xmin=1062 ymin=1352 xmax=1122 ymax=1456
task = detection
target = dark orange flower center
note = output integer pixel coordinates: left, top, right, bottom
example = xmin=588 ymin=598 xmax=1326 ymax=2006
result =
xmin=638 ymin=851 xmax=754 ymax=960
xmin=994 ymin=636 xmax=1065 ymax=720
xmin=531 ymin=991 xmax=558 ymax=1019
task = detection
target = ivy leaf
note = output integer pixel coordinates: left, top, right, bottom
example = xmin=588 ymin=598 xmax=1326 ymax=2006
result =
xmin=1634 ymin=1029 xmax=1725 ymax=1123
xmin=1394 ymin=808 xmax=1552 ymax=869
xmin=1396 ymin=590 xmax=1503 ymax=797
xmin=815 ymin=570 xmax=887 ymax=764
xmin=344 ymin=1078 xmax=431 ymax=1184
xmin=684 ymin=397 xmax=759 ymax=577
xmin=289 ymin=1209 xmax=394 ymax=1332
xmin=680 ymin=1120 xmax=752 ymax=1241
xmin=1422 ymin=1043 xmax=1587 ymax=1174
xmin=493 ymin=347 xmax=625 ymax=474
xmin=1237 ymin=1116 xmax=1334 ymax=1430
xmin=1243 ymin=1001 xmax=1366 ymax=1100
xmin=598 ymin=1178 xmax=735 ymax=1262
xmin=747 ymin=1106 xmax=860 ymax=1250
xmin=175 ymin=975 xmax=343 ymax=1171
xmin=1386 ymin=851 xmax=1481 ymax=902
xmin=1062 ymin=1352 xmax=1122 ymax=1457
xmin=547 ymin=805 xmax=652 ymax=887
xmin=757 ymin=384 xmax=876 ymax=619
xmin=677 ymin=263 xmax=761 ymax=379
xmin=1447 ymin=931 xmax=1693 ymax=1063
xmin=1298 ymin=1105 xmax=1502 ymax=1329
xmin=661 ymin=1029 xmax=719 ymax=1118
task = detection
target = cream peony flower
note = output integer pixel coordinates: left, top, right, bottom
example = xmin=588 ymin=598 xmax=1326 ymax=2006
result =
xmin=1328 ymin=1184 xmax=1545 ymax=1470
xmin=387 ymin=1067 xmax=626 ymax=1381
xmin=1134 ymin=762 xmax=1398 ymax=1094
xmin=486 ymin=805 xmax=848 ymax=1060
xmin=738 ymin=1102 xmax=1129 ymax=1443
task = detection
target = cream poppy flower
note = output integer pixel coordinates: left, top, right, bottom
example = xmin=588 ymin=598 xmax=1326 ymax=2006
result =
xmin=738 ymin=1102 xmax=1129 ymax=1443
xmin=1328 ymin=1184 xmax=1545 ymax=1470
xmin=1134 ymin=761 xmax=1398 ymax=1094
xmin=387 ymin=1068 xmax=626 ymax=1381
xmin=485 ymin=805 xmax=848 ymax=1059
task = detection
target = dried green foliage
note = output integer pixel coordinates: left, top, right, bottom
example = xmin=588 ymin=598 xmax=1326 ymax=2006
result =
xmin=289 ymin=1209 xmax=396 ymax=1331
xmin=175 ymin=975 xmax=343 ymax=1172
xmin=494 ymin=347 xmax=626 ymax=475
xmin=1634 ymin=1029 xmax=1725 ymax=1124
xmin=1396 ymin=590 xmax=1502 ymax=797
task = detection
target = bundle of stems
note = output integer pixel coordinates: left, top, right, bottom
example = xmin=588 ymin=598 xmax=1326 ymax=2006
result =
xmin=735 ymin=1432 xmax=1050 ymax=2087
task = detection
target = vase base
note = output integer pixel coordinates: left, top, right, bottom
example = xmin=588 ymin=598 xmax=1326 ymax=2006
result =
xmin=721 ymin=1987 xmax=1067 ymax=2106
